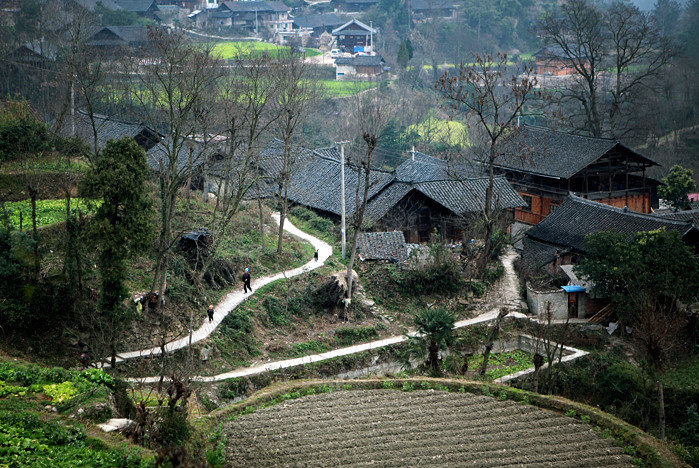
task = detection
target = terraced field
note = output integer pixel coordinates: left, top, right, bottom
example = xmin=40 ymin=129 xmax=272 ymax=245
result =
xmin=224 ymin=389 xmax=635 ymax=467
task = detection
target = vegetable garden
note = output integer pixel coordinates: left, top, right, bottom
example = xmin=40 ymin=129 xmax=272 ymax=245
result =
xmin=224 ymin=389 xmax=635 ymax=466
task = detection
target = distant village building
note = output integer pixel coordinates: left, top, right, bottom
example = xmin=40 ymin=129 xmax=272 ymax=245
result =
xmin=291 ymin=13 xmax=345 ymax=38
xmin=410 ymin=0 xmax=457 ymax=20
xmin=334 ymin=0 xmax=379 ymax=12
xmin=533 ymin=46 xmax=585 ymax=76
xmin=495 ymin=124 xmax=660 ymax=226
xmin=58 ymin=111 xmax=160 ymax=153
xmin=332 ymin=18 xmax=376 ymax=53
xmin=209 ymin=1 xmax=292 ymax=40
xmin=113 ymin=0 xmax=158 ymax=18
xmin=334 ymin=55 xmax=385 ymax=80
xmin=85 ymin=25 xmax=151 ymax=54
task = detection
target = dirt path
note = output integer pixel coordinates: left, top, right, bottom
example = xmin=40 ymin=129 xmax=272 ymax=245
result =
xmin=127 ymin=246 xmax=526 ymax=383
xmin=100 ymin=214 xmax=332 ymax=368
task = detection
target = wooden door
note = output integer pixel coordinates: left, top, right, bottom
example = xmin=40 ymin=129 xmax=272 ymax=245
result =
xmin=568 ymin=292 xmax=578 ymax=318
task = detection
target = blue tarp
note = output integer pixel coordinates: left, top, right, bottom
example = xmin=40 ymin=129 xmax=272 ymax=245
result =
xmin=561 ymin=285 xmax=586 ymax=292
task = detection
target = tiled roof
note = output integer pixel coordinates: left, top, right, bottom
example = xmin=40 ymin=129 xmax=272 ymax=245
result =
xmin=334 ymin=55 xmax=384 ymax=66
xmin=332 ymin=18 xmax=377 ymax=35
xmin=363 ymin=183 xmax=413 ymax=225
xmin=525 ymin=194 xmax=697 ymax=253
xmin=57 ymin=111 xmax=159 ymax=152
xmin=146 ymin=138 xmax=226 ymax=172
xmin=395 ymin=158 xmax=448 ymax=183
xmin=114 ymin=0 xmax=155 ymax=12
xmin=410 ymin=0 xmax=455 ymax=10
xmin=357 ymin=231 xmax=408 ymax=262
xmin=293 ymin=13 xmax=345 ymax=29
xmin=412 ymin=178 xmax=524 ymax=215
xmin=88 ymin=25 xmax=150 ymax=45
xmin=220 ymin=1 xmax=289 ymax=13
xmin=657 ymin=208 xmax=699 ymax=226
xmin=495 ymin=124 xmax=659 ymax=179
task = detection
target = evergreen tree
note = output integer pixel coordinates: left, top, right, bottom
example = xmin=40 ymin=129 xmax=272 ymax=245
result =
xmin=397 ymin=41 xmax=410 ymax=69
xmin=658 ymin=165 xmax=696 ymax=211
xmin=81 ymin=137 xmax=153 ymax=368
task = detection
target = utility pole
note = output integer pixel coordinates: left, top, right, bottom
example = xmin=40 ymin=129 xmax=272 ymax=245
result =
xmin=336 ymin=140 xmax=349 ymax=259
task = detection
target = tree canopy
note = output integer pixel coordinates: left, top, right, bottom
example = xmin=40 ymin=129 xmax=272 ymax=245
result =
xmin=658 ymin=165 xmax=696 ymax=211
xmin=575 ymin=228 xmax=699 ymax=322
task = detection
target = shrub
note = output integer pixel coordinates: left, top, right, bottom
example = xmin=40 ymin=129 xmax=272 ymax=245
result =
xmin=335 ymin=326 xmax=379 ymax=346
xmin=402 ymin=261 xmax=464 ymax=296
xmin=156 ymin=411 xmax=190 ymax=446
xmin=219 ymin=378 xmax=249 ymax=400
xmin=483 ymin=264 xmax=504 ymax=285
xmin=469 ymin=281 xmax=486 ymax=297
xmin=262 ymin=296 xmax=290 ymax=326
xmin=289 ymin=206 xmax=334 ymax=234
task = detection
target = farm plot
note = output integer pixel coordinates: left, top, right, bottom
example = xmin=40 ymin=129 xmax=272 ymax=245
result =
xmin=224 ymin=389 xmax=635 ymax=467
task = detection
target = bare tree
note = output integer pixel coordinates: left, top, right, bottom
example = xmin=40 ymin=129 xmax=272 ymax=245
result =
xmin=192 ymin=53 xmax=280 ymax=290
xmin=539 ymin=0 xmax=677 ymax=138
xmin=529 ymin=302 xmax=571 ymax=394
xmin=272 ymin=50 xmax=318 ymax=255
xmin=126 ymin=28 xmax=221 ymax=313
xmin=436 ymin=53 xmax=535 ymax=277
xmin=479 ymin=308 xmax=509 ymax=376
xmin=343 ymin=89 xmax=394 ymax=314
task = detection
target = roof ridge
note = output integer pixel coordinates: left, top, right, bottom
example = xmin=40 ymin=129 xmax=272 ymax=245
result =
xmin=521 ymin=123 xmax=617 ymax=142
xmin=567 ymin=194 xmax=693 ymax=226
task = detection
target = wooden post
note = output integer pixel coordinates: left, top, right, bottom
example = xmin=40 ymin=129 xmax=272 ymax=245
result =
xmin=608 ymin=156 xmax=612 ymax=199
xmin=625 ymin=155 xmax=629 ymax=206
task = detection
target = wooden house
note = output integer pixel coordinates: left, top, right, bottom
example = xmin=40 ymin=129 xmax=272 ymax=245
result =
xmin=59 ymin=111 xmax=161 ymax=153
xmin=335 ymin=0 xmax=379 ymax=12
xmin=253 ymin=141 xmax=524 ymax=243
xmin=494 ymin=124 xmax=660 ymax=225
xmin=291 ymin=13 xmax=345 ymax=37
xmin=533 ymin=46 xmax=585 ymax=76
xmin=114 ymin=0 xmax=158 ymax=18
xmin=522 ymin=194 xmax=699 ymax=273
xmin=85 ymin=25 xmax=150 ymax=55
xmin=410 ymin=0 xmax=456 ymax=20
xmin=332 ymin=18 xmax=376 ymax=53
xmin=334 ymin=55 xmax=385 ymax=80
xmin=215 ymin=1 xmax=292 ymax=38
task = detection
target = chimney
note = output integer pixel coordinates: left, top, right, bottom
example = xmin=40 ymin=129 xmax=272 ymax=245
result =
xmin=411 ymin=145 xmax=415 ymax=160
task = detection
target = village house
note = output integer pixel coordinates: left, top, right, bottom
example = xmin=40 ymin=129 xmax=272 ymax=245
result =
xmin=334 ymin=0 xmax=379 ymax=12
xmin=113 ymin=0 xmax=159 ymax=18
xmin=252 ymin=141 xmax=524 ymax=243
xmin=291 ymin=13 xmax=345 ymax=38
xmin=209 ymin=1 xmax=292 ymax=40
xmin=334 ymin=55 xmax=385 ymax=80
xmin=332 ymin=18 xmax=376 ymax=53
xmin=533 ymin=46 xmax=585 ymax=76
xmin=494 ymin=124 xmax=660 ymax=227
xmin=85 ymin=25 xmax=151 ymax=55
xmin=356 ymin=231 xmax=408 ymax=262
xmin=58 ymin=111 xmax=160 ymax=153
xmin=522 ymin=194 xmax=699 ymax=319
xmin=410 ymin=0 xmax=457 ymax=20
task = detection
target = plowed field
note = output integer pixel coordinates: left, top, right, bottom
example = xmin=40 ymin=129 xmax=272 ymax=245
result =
xmin=224 ymin=389 xmax=635 ymax=467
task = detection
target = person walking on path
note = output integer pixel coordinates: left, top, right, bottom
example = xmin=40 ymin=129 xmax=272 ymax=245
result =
xmin=206 ymin=304 xmax=214 ymax=322
xmin=80 ymin=352 xmax=89 ymax=369
xmin=314 ymin=249 xmax=319 ymax=261
xmin=242 ymin=268 xmax=253 ymax=293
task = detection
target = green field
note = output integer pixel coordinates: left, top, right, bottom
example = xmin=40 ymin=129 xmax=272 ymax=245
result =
xmin=3 ymin=198 xmax=99 ymax=230
xmin=211 ymin=41 xmax=321 ymax=59
xmin=319 ymin=80 xmax=379 ymax=97
xmin=405 ymin=117 xmax=469 ymax=146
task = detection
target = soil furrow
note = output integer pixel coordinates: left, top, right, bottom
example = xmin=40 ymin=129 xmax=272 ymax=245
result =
xmin=230 ymin=428 xmax=616 ymax=465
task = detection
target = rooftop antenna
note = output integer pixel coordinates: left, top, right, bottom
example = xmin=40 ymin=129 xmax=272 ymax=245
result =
xmin=410 ymin=145 xmax=415 ymax=160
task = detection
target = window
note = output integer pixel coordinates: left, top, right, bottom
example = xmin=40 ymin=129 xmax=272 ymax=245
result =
xmin=521 ymin=195 xmax=533 ymax=211
xmin=549 ymin=203 xmax=559 ymax=214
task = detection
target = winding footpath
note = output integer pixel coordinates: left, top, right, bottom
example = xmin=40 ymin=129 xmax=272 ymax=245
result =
xmin=101 ymin=214 xmax=332 ymax=368
xmin=127 ymin=243 xmax=591 ymax=385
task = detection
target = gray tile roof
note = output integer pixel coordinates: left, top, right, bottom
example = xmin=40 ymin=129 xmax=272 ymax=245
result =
xmin=496 ymin=124 xmax=659 ymax=179
xmin=334 ymin=55 xmax=384 ymax=66
xmin=410 ymin=0 xmax=455 ymax=10
xmin=525 ymin=194 xmax=697 ymax=253
xmin=220 ymin=1 xmax=289 ymax=13
xmin=412 ymin=178 xmax=524 ymax=215
xmin=357 ymin=231 xmax=408 ymax=262
xmin=293 ymin=13 xmax=345 ymax=29
xmin=57 ymin=111 xmax=159 ymax=152
xmin=657 ymin=209 xmax=699 ymax=227
xmin=87 ymin=26 xmax=150 ymax=46
xmin=114 ymin=0 xmax=156 ymax=12
xmin=146 ymin=138 xmax=226 ymax=172
xmin=332 ymin=18 xmax=377 ymax=35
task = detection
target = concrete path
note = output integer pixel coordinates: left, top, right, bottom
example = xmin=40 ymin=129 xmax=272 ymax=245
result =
xmin=101 ymin=214 xmax=332 ymax=368
xmin=127 ymin=246 xmax=526 ymax=384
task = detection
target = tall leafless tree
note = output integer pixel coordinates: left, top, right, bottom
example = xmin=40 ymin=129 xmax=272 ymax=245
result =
xmin=539 ymin=0 xmax=677 ymax=138
xmin=436 ymin=53 xmax=535 ymax=277
xmin=343 ymin=89 xmax=394 ymax=313
xmin=272 ymin=50 xmax=319 ymax=255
